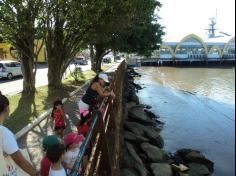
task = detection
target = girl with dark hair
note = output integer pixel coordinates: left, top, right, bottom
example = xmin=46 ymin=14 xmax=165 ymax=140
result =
xmin=0 ymin=91 xmax=36 ymax=175
xmin=51 ymin=100 xmax=66 ymax=139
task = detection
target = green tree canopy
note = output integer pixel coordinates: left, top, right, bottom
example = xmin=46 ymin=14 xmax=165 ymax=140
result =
xmin=0 ymin=0 xmax=46 ymax=94
xmin=88 ymin=0 xmax=164 ymax=72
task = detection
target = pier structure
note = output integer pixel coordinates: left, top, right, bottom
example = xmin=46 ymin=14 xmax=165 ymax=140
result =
xmin=128 ymin=34 xmax=235 ymax=67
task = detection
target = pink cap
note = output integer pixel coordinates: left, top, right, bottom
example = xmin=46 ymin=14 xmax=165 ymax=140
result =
xmin=64 ymin=132 xmax=85 ymax=146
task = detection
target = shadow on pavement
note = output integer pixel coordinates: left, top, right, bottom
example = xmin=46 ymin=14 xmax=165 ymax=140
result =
xmin=17 ymin=89 xmax=85 ymax=171
xmin=7 ymin=93 xmax=38 ymax=133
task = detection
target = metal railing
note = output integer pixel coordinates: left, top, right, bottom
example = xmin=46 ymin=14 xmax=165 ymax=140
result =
xmin=70 ymin=60 xmax=126 ymax=176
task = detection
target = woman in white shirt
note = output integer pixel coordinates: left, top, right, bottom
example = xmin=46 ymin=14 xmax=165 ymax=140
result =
xmin=0 ymin=91 xmax=36 ymax=175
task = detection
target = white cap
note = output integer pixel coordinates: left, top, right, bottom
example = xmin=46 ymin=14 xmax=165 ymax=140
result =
xmin=98 ymin=73 xmax=109 ymax=83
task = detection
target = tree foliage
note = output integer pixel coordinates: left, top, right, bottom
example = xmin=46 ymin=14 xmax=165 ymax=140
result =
xmin=45 ymin=0 xmax=116 ymax=89
xmin=88 ymin=0 xmax=164 ymax=72
xmin=0 ymin=0 xmax=46 ymax=94
xmin=0 ymin=0 xmax=164 ymax=90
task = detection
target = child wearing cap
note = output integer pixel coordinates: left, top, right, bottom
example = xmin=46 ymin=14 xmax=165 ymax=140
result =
xmin=64 ymin=132 xmax=85 ymax=175
xmin=40 ymin=135 xmax=60 ymax=176
xmin=47 ymin=143 xmax=66 ymax=176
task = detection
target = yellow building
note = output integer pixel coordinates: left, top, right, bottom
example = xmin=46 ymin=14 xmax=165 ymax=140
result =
xmin=0 ymin=43 xmax=13 ymax=60
xmin=0 ymin=40 xmax=47 ymax=63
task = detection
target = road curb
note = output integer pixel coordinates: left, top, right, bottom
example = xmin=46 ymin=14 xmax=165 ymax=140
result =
xmin=15 ymin=62 xmax=119 ymax=140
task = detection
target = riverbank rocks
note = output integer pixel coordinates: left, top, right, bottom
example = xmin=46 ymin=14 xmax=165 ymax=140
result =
xmin=129 ymin=106 xmax=157 ymax=124
xmin=121 ymin=169 xmax=136 ymax=176
xmin=124 ymin=131 xmax=149 ymax=143
xmin=187 ymin=163 xmax=211 ymax=175
xmin=175 ymin=149 xmax=214 ymax=172
xmin=120 ymin=68 xmax=214 ymax=176
xmin=141 ymin=143 xmax=168 ymax=162
xmin=151 ymin=163 xmax=173 ymax=176
xmin=125 ymin=142 xmax=150 ymax=176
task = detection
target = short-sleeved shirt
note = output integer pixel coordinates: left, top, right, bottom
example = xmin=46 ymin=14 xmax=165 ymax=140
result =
xmin=0 ymin=125 xmax=19 ymax=155
xmin=49 ymin=165 xmax=67 ymax=176
xmin=64 ymin=148 xmax=80 ymax=174
xmin=77 ymin=124 xmax=90 ymax=136
xmin=40 ymin=156 xmax=51 ymax=176
xmin=52 ymin=108 xmax=65 ymax=127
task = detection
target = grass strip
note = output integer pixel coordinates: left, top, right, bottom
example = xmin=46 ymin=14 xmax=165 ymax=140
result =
xmin=5 ymin=64 xmax=113 ymax=133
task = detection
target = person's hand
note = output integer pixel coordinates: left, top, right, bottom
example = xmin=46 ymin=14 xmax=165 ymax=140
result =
xmin=110 ymin=90 xmax=116 ymax=99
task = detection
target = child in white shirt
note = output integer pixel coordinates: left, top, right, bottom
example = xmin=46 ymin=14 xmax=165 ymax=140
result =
xmin=63 ymin=132 xmax=85 ymax=175
xmin=47 ymin=143 xmax=67 ymax=176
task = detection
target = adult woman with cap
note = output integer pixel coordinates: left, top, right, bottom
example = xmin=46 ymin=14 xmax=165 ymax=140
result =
xmin=78 ymin=73 xmax=115 ymax=121
xmin=0 ymin=91 xmax=36 ymax=175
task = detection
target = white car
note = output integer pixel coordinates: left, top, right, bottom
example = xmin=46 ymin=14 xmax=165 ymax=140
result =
xmin=0 ymin=60 xmax=22 ymax=79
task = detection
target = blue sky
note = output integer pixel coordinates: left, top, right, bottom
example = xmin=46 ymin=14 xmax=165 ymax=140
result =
xmin=158 ymin=0 xmax=235 ymax=40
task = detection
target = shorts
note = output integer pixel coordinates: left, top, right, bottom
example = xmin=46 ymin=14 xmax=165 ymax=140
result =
xmin=78 ymin=100 xmax=90 ymax=115
xmin=54 ymin=125 xmax=66 ymax=131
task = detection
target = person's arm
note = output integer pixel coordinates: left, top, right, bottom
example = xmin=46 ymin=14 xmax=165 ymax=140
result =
xmin=2 ymin=127 xmax=36 ymax=176
xmin=11 ymin=150 xmax=36 ymax=176
xmin=59 ymin=107 xmax=66 ymax=119
xmin=93 ymin=83 xmax=113 ymax=98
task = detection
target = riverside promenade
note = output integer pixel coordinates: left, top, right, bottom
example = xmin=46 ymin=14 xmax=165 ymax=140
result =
xmin=16 ymin=61 xmax=122 ymax=172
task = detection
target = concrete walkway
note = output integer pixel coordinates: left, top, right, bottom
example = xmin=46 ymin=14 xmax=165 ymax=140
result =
xmin=17 ymin=61 xmax=122 ymax=172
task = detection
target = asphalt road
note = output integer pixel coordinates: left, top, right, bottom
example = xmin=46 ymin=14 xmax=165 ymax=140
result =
xmin=0 ymin=61 xmax=91 ymax=95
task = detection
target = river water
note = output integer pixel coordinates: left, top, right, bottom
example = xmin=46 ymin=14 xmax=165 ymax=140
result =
xmin=135 ymin=66 xmax=235 ymax=176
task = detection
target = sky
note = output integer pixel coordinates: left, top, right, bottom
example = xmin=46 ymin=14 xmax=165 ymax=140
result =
xmin=158 ymin=0 xmax=235 ymax=41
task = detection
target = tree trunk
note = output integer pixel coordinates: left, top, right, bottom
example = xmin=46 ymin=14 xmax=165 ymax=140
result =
xmin=48 ymin=56 xmax=64 ymax=89
xmin=90 ymin=45 xmax=96 ymax=71
xmin=46 ymin=12 xmax=71 ymax=90
xmin=21 ymin=56 xmax=35 ymax=94
xmin=91 ymin=44 xmax=105 ymax=73
xmin=16 ymin=38 xmax=36 ymax=94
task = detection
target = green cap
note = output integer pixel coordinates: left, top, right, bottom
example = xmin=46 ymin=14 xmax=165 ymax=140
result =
xmin=42 ymin=135 xmax=60 ymax=151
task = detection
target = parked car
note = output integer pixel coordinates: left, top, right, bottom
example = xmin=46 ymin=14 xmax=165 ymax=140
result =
xmin=0 ymin=60 xmax=22 ymax=79
xmin=74 ymin=57 xmax=88 ymax=65
xmin=103 ymin=57 xmax=111 ymax=63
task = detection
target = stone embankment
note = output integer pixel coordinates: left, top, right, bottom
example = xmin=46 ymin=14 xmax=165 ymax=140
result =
xmin=120 ymin=67 xmax=214 ymax=176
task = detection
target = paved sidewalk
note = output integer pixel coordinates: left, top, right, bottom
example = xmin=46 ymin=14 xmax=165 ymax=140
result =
xmin=17 ymin=61 xmax=122 ymax=171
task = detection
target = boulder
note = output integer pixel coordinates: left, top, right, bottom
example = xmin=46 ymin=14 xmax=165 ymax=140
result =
xmin=185 ymin=152 xmax=214 ymax=172
xmin=126 ymin=142 xmax=149 ymax=176
xmin=122 ymin=147 xmax=135 ymax=168
xmin=175 ymin=149 xmax=214 ymax=172
xmin=141 ymin=143 xmax=168 ymax=162
xmin=126 ymin=102 xmax=138 ymax=111
xmin=131 ymin=94 xmax=140 ymax=104
xmin=129 ymin=106 xmax=155 ymax=124
xmin=175 ymin=149 xmax=201 ymax=158
xmin=124 ymin=131 xmax=149 ymax=143
xmin=124 ymin=121 xmax=161 ymax=140
xmin=144 ymin=109 xmax=160 ymax=119
xmin=124 ymin=121 xmax=145 ymax=136
xmin=187 ymin=163 xmax=211 ymax=176
xmin=149 ymin=135 xmax=164 ymax=149
xmin=130 ymin=82 xmax=143 ymax=90
xmin=151 ymin=163 xmax=173 ymax=176
xmin=133 ymin=104 xmax=152 ymax=110
xmin=121 ymin=169 xmax=136 ymax=176
xmin=126 ymin=142 xmax=143 ymax=165
xmin=143 ymin=127 xmax=162 ymax=140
